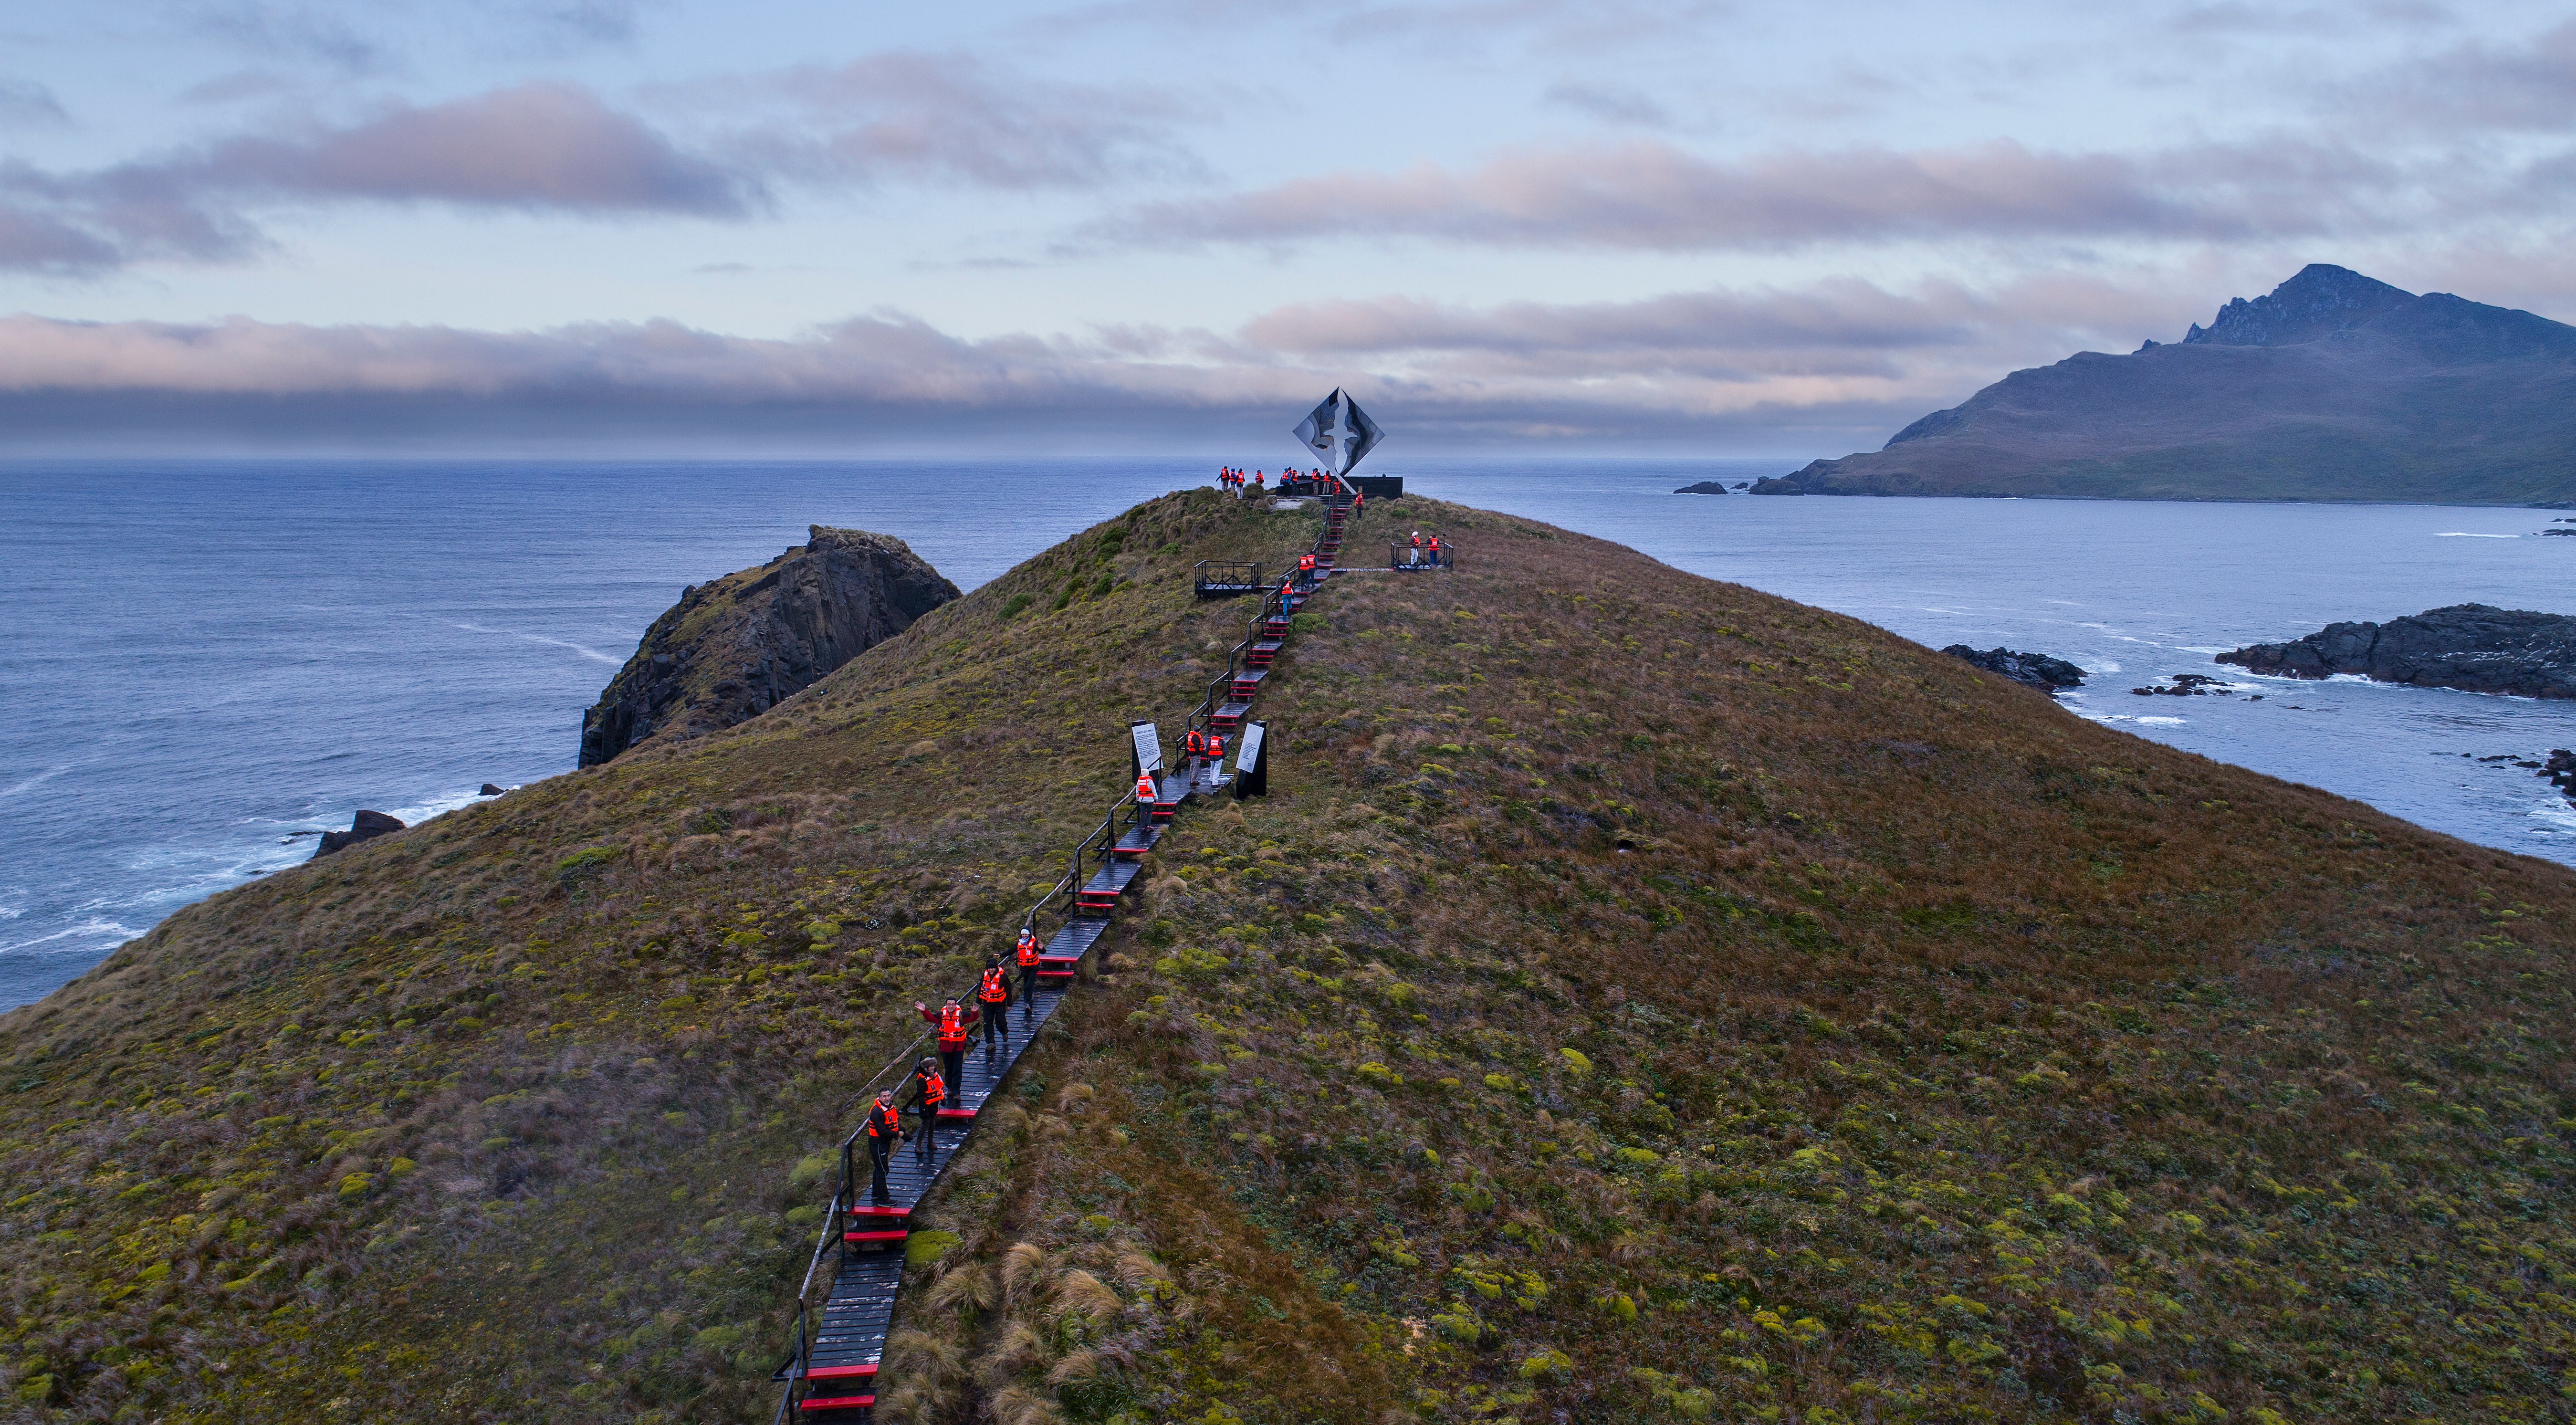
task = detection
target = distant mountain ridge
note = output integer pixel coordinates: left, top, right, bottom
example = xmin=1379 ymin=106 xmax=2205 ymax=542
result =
xmin=1756 ymin=265 xmax=2576 ymax=503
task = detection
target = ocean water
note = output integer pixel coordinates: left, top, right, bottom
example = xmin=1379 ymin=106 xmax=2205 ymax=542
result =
xmin=2 ymin=458 xmax=2571 ymax=1009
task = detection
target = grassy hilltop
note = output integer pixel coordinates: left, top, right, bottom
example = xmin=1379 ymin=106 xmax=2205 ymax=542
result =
xmin=5 ymin=490 xmax=2576 ymax=1425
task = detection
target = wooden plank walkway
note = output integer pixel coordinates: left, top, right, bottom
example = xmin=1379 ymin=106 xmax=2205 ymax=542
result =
xmin=774 ymin=480 xmax=1361 ymax=1422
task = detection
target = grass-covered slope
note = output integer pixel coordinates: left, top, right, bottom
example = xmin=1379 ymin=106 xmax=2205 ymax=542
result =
xmin=6 ymin=489 xmax=2574 ymax=1425
xmin=906 ymin=505 xmax=2576 ymax=1425
xmin=0 ymin=489 xmax=1321 ymax=1424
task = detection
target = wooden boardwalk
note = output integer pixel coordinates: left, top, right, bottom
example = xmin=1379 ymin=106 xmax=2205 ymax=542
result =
xmin=773 ymin=481 xmax=1359 ymax=1421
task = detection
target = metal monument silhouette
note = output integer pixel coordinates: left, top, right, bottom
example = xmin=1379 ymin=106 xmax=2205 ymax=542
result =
xmin=1291 ymin=388 xmax=1383 ymax=478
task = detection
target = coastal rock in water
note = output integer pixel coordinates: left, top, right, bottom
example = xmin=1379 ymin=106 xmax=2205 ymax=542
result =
xmin=1673 ymin=480 xmax=1730 ymax=495
xmin=579 ymin=526 xmax=960 ymax=766
xmin=1941 ymin=645 xmax=2086 ymax=690
xmin=478 ymin=783 xmax=505 ymax=796
xmin=313 ymin=809 xmax=406 ymax=860
xmin=2216 ymin=603 xmax=2576 ymax=698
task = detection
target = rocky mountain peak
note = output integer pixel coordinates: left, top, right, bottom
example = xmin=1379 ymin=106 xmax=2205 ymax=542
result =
xmin=2181 ymin=263 xmax=2415 ymax=347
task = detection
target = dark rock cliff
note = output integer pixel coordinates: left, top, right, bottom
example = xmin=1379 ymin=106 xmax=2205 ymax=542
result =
xmin=313 ymin=809 xmax=406 ymax=860
xmin=578 ymin=526 xmax=960 ymax=766
xmin=1753 ymin=265 xmax=2576 ymax=504
xmin=2216 ymin=603 xmax=2576 ymax=699
xmin=1941 ymin=645 xmax=2086 ymax=691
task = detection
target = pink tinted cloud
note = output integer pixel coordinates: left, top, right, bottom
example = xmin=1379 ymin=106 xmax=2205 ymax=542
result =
xmin=0 ymin=82 xmax=755 ymax=273
xmin=736 ymin=52 xmax=1204 ymax=190
xmin=1105 ymin=137 xmax=2416 ymax=251
xmin=103 ymin=82 xmax=756 ymax=215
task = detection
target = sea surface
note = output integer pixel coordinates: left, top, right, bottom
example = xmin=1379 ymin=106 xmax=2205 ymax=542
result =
xmin=3 ymin=458 xmax=2571 ymax=1009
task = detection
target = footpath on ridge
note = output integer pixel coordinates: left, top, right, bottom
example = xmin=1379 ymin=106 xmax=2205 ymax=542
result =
xmin=769 ymin=478 xmax=1372 ymax=1422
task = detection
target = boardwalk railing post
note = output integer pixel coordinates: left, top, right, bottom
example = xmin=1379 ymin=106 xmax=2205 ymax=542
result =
xmin=767 ymin=495 xmax=1363 ymax=1417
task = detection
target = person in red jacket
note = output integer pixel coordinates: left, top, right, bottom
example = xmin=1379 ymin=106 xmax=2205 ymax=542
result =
xmin=1014 ymin=926 xmax=1044 ymax=1013
xmin=976 ymin=958 xmax=1012 ymax=1055
xmin=916 ymin=997 xmax=978 ymax=1095
xmin=863 ymin=1087 xmax=903 ymax=1203
xmin=1136 ymin=768 xmax=1158 ymax=804
xmin=902 ymin=1056 xmax=945 ymax=1163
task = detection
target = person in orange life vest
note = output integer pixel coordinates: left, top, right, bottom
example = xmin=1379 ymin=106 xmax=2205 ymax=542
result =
xmin=1252 ymin=470 xmax=1265 ymax=490
xmin=1136 ymin=768 xmax=1157 ymax=804
xmin=1427 ymin=534 xmax=1444 ymax=566
xmin=976 ymin=957 xmax=1012 ymax=1054
xmin=902 ymin=1056 xmax=945 ymax=1162
xmin=1204 ymin=730 xmax=1225 ymax=776
xmin=916 ymin=997 xmax=978 ymax=1098
xmin=863 ymin=1087 xmax=904 ymax=1203
xmin=1014 ymin=925 xmax=1043 ymax=1010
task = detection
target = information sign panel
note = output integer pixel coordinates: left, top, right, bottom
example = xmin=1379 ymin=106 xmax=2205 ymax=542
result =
xmin=1129 ymin=721 xmax=1163 ymax=775
xmin=1233 ymin=721 xmax=1268 ymax=798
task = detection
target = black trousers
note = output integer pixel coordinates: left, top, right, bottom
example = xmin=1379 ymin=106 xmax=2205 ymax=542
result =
xmin=939 ymin=1046 xmax=964 ymax=1092
xmin=982 ymin=1004 xmax=1009 ymax=1045
xmin=912 ymin=1115 xmax=937 ymax=1162
xmin=868 ymin=1134 xmax=894 ymax=1203
xmin=1019 ymin=963 xmax=1039 ymax=1007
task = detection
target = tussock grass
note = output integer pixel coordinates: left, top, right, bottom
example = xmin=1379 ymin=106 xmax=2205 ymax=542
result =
xmin=921 ymin=499 xmax=2576 ymax=1424
xmin=0 ymin=488 xmax=1319 ymax=1422
xmin=5 ymin=489 xmax=2570 ymax=1425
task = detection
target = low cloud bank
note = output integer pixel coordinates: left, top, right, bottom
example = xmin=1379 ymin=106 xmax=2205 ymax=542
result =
xmin=0 ymin=273 xmax=2180 ymax=454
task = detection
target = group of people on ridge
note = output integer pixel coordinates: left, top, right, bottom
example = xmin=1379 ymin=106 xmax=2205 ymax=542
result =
xmin=1401 ymin=530 xmax=1446 ymax=568
xmin=1217 ymin=466 xmax=1344 ymax=498
xmin=859 ymin=925 xmax=1048 ymax=1203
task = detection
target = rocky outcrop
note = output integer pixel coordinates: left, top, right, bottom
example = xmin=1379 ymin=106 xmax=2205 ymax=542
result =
xmin=313 ymin=810 xmax=405 ymax=860
xmin=2216 ymin=604 xmax=2576 ymax=698
xmin=1750 ymin=265 xmax=2576 ymax=504
xmin=1941 ymin=645 xmax=2086 ymax=690
xmin=579 ymin=526 xmax=960 ymax=766
xmin=1674 ymin=481 xmax=1731 ymax=495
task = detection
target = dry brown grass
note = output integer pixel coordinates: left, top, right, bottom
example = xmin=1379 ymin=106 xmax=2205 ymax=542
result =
xmin=0 ymin=487 xmax=1324 ymax=1423
xmin=5 ymin=489 xmax=2571 ymax=1425
xmin=919 ymin=498 xmax=2576 ymax=1424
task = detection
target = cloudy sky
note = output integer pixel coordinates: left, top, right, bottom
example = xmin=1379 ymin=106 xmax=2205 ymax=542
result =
xmin=3 ymin=0 xmax=2573 ymax=454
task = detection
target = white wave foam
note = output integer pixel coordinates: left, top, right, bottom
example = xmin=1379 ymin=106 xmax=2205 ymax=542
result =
xmin=2435 ymin=532 xmax=2518 ymax=538
xmin=385 ymin=788 xmax=490 ymax=827
xmin=449 ymin=621 xmax=623 ymax=665
xmin=2134 ymin=715 xmax=2187 ymax=725
xmin=0 ymin=918 xmax=140 ymax=957
xmin=0 ymin=765 xmax=75 ymax=802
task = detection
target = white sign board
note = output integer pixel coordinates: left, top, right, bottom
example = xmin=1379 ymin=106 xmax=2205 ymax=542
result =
xmin=1233 ymin=721 xmax=1265 ymax=777
xmin=1129 ymin=721 xmax=1163 ymax=774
